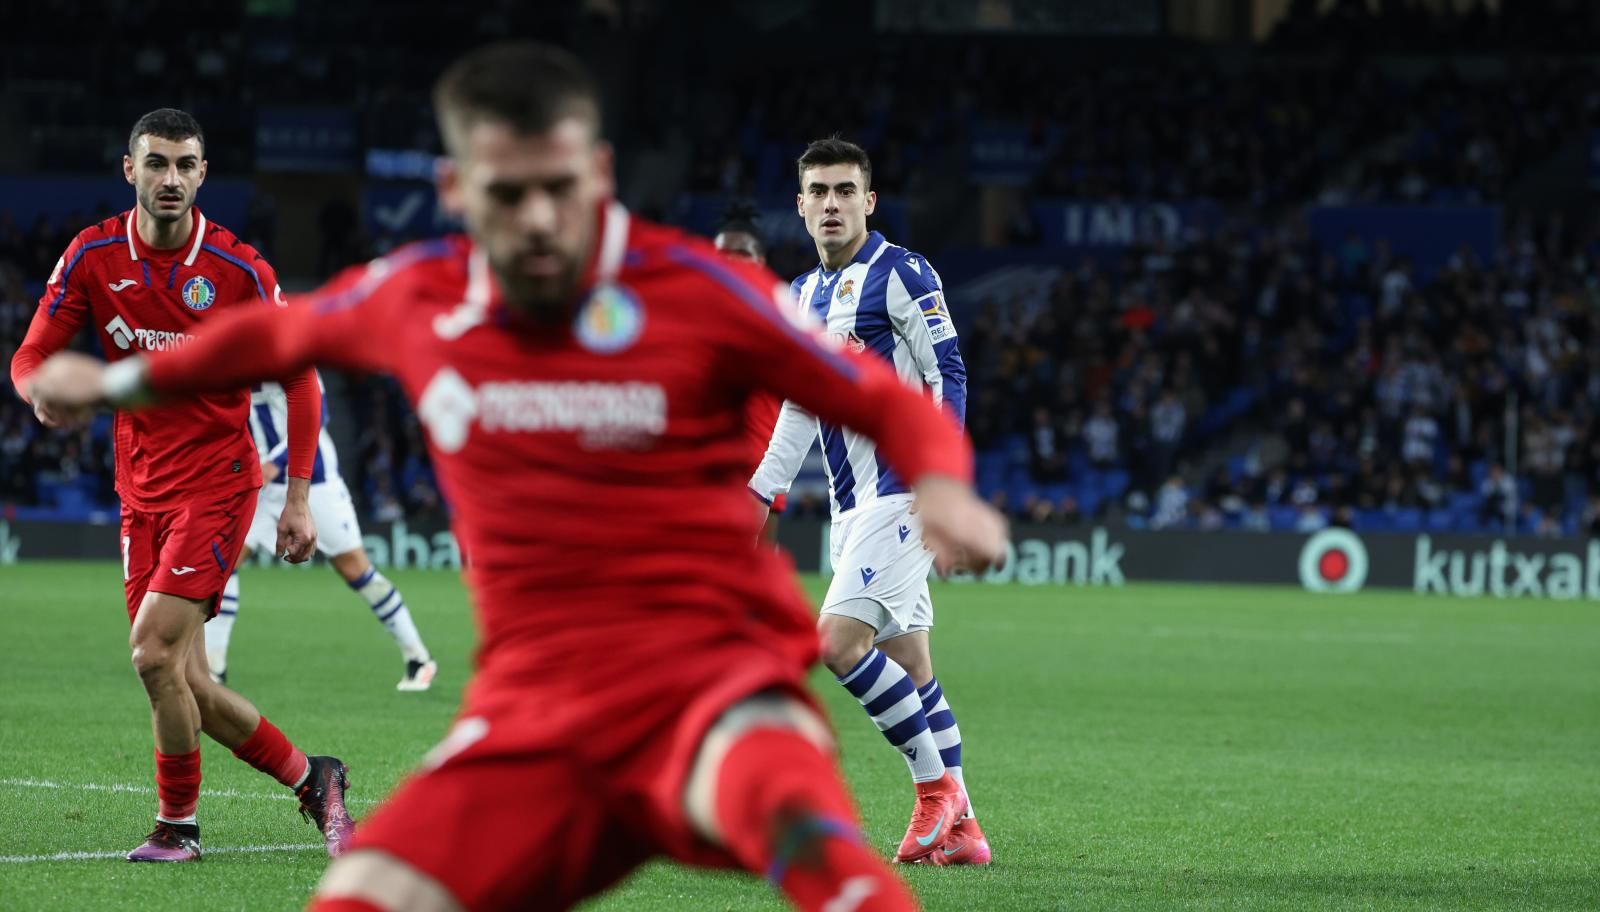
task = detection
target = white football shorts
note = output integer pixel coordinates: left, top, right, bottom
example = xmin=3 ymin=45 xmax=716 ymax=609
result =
xmin=820 ymin=493 xmax=934 ymax=642
xmin=245 ymin=475 xmax=365 ymax=559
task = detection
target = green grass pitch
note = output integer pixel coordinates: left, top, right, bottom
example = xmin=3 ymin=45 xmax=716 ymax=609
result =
xmin=1 ymin=561 xmax=1596 ymax=911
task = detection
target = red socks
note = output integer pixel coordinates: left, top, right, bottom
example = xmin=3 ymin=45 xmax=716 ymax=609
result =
xmin=154 ymin=749 xmax=201 ymax=821
xmin=232 ymin=717 xmax=310 ymax=788
xmin=715 ymin=728 xmax=920 ymax=912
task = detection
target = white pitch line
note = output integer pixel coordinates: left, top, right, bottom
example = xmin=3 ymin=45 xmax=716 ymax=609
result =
xmin=0 ymin=777 xmax=295 ymax=802
xmin=0 ymin=776 xmax=378 ymax=813
xmin=0 ymin=843 xmax=319 ymax=863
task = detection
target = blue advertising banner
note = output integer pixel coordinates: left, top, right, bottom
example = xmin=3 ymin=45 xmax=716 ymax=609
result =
xmin=1304 ymin=205 xmax=1498 ymax=281
xmin=969 ymin=124 xmax=1063 ymax=185
xmin=256 ymin=106 xmax=360 ymax=172
xmin=363 ymin=181 xmax=460 ymax=237
xmin=365 ymin=148 xmax=443 ymax=182
xmin=0 ymin=175 xmax=254 ymax=238
xmin=1030 ymin=200 xmax=1224 ymax=249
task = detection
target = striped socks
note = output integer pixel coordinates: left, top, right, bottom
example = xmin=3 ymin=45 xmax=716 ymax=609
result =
xmin=348 ymin=567 xmax=429 ymax=663
xmin=919 ymin=677 xmax=973 ymax=818
xmin=837 ymin=649 xmax=945 ymax=783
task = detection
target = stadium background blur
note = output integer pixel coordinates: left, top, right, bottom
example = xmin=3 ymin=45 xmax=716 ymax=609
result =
xmin=5 ymin=0 xmax=1600 ymax=543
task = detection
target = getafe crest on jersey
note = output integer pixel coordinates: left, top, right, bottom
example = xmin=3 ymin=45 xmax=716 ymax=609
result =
xmin=181 ymin=275 xmax=216 ymax=311
xmin=574 ymin=282 xmax=644 ymax=354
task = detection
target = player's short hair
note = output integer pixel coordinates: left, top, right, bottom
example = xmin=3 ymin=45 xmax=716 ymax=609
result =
xmin=797 ymin=137 xmax=872 ymax=190
xmin=433 ymin=41 xmax=601 ymax=152
xmin=716 ymin=200 xmax=765 ymax=254
xmin=128 ymin=108 xmax=204 ymax=156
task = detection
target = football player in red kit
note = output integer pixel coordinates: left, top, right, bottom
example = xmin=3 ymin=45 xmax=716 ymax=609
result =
xmin=10 ymin=108 xmax=353 ymax=862
xmin=30 ymin=45 xmax=1007 ymax=912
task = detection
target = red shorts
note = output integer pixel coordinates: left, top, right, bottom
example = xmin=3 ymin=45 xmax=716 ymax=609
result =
xmin=349 ymin=647 xmax=815 ymax=911
xmin=120 ymin=488 xmax=257 ymax=624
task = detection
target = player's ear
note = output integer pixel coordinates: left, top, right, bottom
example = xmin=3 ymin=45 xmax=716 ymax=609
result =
xmin=123 ymin=155 xmax=135 ymax=186
xmin=864 ymin=190 xmax=876 ymax=217
xmin=436 ymin=156 xmax=463 ymax=218
xmin=796 ymin=192 xmax=805 ymax=218
xmin=591 ymin=140 xmax=615 ymax=198
xmin=196 ymin=159 xmax=207 ymax=188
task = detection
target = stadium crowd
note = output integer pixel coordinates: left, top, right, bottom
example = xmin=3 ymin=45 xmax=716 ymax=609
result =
xmin=5 ymin=16 xmax=1600 ymax=537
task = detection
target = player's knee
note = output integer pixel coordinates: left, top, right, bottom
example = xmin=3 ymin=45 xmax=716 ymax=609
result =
xmin=816 ymin=622 xmax=872 ymax=677
xmin=331 ymin=548 xmax=370 ymax=582
xmin=129 ymin=640 xmax=182 ymax=684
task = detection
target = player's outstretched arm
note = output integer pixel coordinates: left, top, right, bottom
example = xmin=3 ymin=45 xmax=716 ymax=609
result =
xmin=28 ymin=259 xmax=397 ymax=413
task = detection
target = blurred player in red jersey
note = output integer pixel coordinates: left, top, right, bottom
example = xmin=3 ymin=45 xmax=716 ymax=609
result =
xmin=31 ymin=45 xmax=1007 ymax=912
xmin=714 ymin=201 xmax=787 ymax=540
xmin=9 ymin=109 xmax=354 ymax=863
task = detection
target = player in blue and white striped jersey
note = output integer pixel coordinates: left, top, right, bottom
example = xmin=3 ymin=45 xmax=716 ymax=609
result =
xmin=748 ymin=138 xmax=990 ymax=865
xmin=205 ymin=374 xmax=438 ymax=692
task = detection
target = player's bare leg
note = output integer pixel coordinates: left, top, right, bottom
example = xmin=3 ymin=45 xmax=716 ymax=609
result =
xmin=685 ymin=693 xmax=921 ymax=911
xmin=125 ymin=591 xmax=209 ymax=861
xmin=180 ymin=609 xmax=357 ymax=857
xmin=819 ymin=612 xmax=962 ymax=863
xmin=879 ymin=632 xmax=987 ymax=865
xmin=329 ymin=548 xmax=437 ymax=691
xmin=309 ymin=850 xmax=464 ymax=912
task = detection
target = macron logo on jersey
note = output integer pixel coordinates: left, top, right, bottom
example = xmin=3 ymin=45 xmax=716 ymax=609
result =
xmin=103 ymin=315 xmax=197 ymax=352
xmin=418 ymin=367 xmax=667 ymax=454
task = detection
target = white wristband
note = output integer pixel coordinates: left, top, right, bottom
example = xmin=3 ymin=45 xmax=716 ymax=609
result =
xmin=102 ymin=357 xmax=154 ymax=407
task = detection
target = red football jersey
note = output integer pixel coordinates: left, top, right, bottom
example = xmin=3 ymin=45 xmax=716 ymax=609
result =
xmin=144 ymin=202 xmax=971 ymax=692
xmin=10 ymin=208 xmax=318 ymax=510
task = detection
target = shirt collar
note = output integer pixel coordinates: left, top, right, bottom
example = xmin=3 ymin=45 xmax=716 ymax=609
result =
xmin=126 ymin=207 xmax=207 ymax=264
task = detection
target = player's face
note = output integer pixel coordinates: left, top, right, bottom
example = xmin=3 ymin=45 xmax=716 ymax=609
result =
xmin=439 ymin=117 xmax=614 ymax=320
xmin=798 ymin=164 xmax=875 ymax=254
xmin=124 ymin=135 xmax=206 ymax=225
xmin=713 ymin=230 xmax=764 ymax=265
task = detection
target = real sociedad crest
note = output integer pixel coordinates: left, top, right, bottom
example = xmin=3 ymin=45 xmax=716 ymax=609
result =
xmin=837 ymin=278 xmax=856 ymax=308
xmin=574 ymin=282 xmax=644 ymax=354
xmin=181 ymin=275 xmax=216 ymax=311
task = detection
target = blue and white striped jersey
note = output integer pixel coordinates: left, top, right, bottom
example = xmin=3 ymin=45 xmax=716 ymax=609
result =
xmin=750 ymin=231 xmax=966 ymax=517
xmin=246 ymin=375 xmax=339 ymax=485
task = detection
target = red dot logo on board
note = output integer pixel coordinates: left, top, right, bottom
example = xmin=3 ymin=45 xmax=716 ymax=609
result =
xmin=1298 ymin=528 xmax=1369 ymax=594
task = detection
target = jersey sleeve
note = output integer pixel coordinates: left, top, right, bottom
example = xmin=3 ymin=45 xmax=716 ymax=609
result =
xmin=145 ymin=255 xmax=407 ymax=399
xmin=886 ymin=254 xmax=967 ymax=426
xmin=749 ymin=399 xmax=816 ymax=503
xmin=683 ymin=248 xmax=972 ymax=489
xmin=10 ymin=241 xmax=94 ymax=403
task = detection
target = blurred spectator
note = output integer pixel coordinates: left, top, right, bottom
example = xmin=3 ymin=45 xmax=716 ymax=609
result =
xmin=1479 ymin=464 xmax=1517 ymax=527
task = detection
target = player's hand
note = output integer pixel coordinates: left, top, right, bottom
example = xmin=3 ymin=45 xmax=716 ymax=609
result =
xmin=260 ymin=461 xmax=281 ymax=484
xmin=27 ymin=352 xmax=105 ymax=428
xmin=276 ymin=480 xmax=317 ymax=563
xmin=912 ymin=475 xmax=1009 ymax=575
